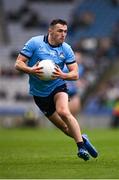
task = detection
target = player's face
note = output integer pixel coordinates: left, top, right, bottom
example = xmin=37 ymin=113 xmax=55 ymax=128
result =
xmin=49 ymin=24 xmax=67 ymax=45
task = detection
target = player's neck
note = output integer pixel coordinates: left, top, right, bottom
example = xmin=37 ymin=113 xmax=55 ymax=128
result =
xmin=48 ymin=35 xmax=61 ymax=47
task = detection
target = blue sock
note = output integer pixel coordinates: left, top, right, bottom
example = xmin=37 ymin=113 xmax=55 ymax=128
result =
xmin=77 ymin=142 xmax=84 ymax=150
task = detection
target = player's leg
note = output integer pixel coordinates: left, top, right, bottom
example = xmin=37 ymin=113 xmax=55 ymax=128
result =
xmin=54 ymin=92 xmax=82 ymax=143
xmin=47 ymin=92 xmax=81 ymax=137
xmin=68 ymin=95 xmax=98 ymax=158
xmin=33 ymin=94 xmax=98 ymax=159
xmin=49 ymin=111 xmax=90 ymax=161
xmin=69 ymin=94 xmax=81 ymax=116
xmin=48 ymin=94 xmax=81 ymax=137
xmin=48 ymin=112 xmax=98 ymax=158
xmin=53 ymin=92 xmax=90 ymax=160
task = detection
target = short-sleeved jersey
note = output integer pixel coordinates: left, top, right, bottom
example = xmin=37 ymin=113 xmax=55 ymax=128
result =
xmin=20 ymin=35 xmax=75 ymax=97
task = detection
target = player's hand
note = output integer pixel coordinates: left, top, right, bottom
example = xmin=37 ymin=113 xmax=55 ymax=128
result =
xmin=52 ymin=66 xmax=66 ymax=79
xmin=30 ymin=62 xmax=44 ymax=77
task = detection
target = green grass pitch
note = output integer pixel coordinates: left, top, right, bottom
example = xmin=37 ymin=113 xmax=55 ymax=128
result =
xmin=0 ymin=127 xmax=119 ymax=179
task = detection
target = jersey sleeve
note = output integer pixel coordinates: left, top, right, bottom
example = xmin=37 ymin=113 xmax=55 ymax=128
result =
xmin=64 ymin=44 xmax=76 ymax=65
xmin=20 ymin=38 xmax=35 ymax=58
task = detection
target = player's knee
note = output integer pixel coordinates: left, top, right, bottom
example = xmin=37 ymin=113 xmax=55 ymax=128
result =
xmin=57 ymin=108 xmax=70 ymax=120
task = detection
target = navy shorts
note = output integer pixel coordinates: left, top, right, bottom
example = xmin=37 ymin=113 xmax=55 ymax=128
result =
xmin=33 ymin=84 xmax=68 ymax=117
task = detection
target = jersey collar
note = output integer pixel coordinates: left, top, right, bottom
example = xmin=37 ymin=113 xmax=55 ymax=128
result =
xmin=43 ymin=35 xmax=62 ymax=48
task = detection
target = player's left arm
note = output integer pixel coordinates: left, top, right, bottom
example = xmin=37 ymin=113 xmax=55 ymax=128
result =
xmin=65 ymin=62 xmax=79 ymax=80
xmin=53 ymin=43 xmax=79 ymax=80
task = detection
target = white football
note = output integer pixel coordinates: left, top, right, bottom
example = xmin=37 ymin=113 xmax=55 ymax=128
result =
xmin=37 ymin=59 xmax=56 ymax=80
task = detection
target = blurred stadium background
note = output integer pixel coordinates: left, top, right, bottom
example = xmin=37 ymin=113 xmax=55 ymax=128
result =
xmin=0 ymin=0 xmax=119 ymax=129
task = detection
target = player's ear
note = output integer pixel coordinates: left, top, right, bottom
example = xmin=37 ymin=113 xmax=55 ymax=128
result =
xmin=48 ymin=27 xmax=51 ymax=33
xmin=48 ymin=26 xmax=54 ymax=33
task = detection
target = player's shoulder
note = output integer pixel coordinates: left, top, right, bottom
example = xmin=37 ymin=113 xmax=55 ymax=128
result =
xmin=62 ymin=42 xmax=73 ymax=54
xmin=27 ymin=35 xmax=44 ymax=48
xmin=30 ymin=35 xmax=44 ymax=43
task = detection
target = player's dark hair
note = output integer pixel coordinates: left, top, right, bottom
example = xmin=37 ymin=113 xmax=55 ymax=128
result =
xmin=49 ymin=19 xmax=67 ymax=27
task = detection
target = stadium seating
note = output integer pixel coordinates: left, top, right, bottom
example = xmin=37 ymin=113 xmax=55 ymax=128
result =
xmin=69 ymin=0 xmax=119 ymax=42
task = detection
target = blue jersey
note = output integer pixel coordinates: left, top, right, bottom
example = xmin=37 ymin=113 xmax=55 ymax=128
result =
xmin=20 ymin=35 xmax=75 ymax=97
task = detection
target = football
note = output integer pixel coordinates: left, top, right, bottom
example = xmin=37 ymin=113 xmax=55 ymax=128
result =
xmin=37 ymin=59 xmax=56 ymax=81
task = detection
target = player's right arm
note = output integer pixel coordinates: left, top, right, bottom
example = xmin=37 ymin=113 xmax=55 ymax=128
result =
xmin=15 ymin=54 xmax=43 ymax=75
xmin=15 ymin=37 xmax=43 ymax=76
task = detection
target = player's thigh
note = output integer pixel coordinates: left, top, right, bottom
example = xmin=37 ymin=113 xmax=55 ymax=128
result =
xmin=54 ymin=92 xmax=69 ymax=112
xmin=69 ymin=95 xmax=81 ymax=113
